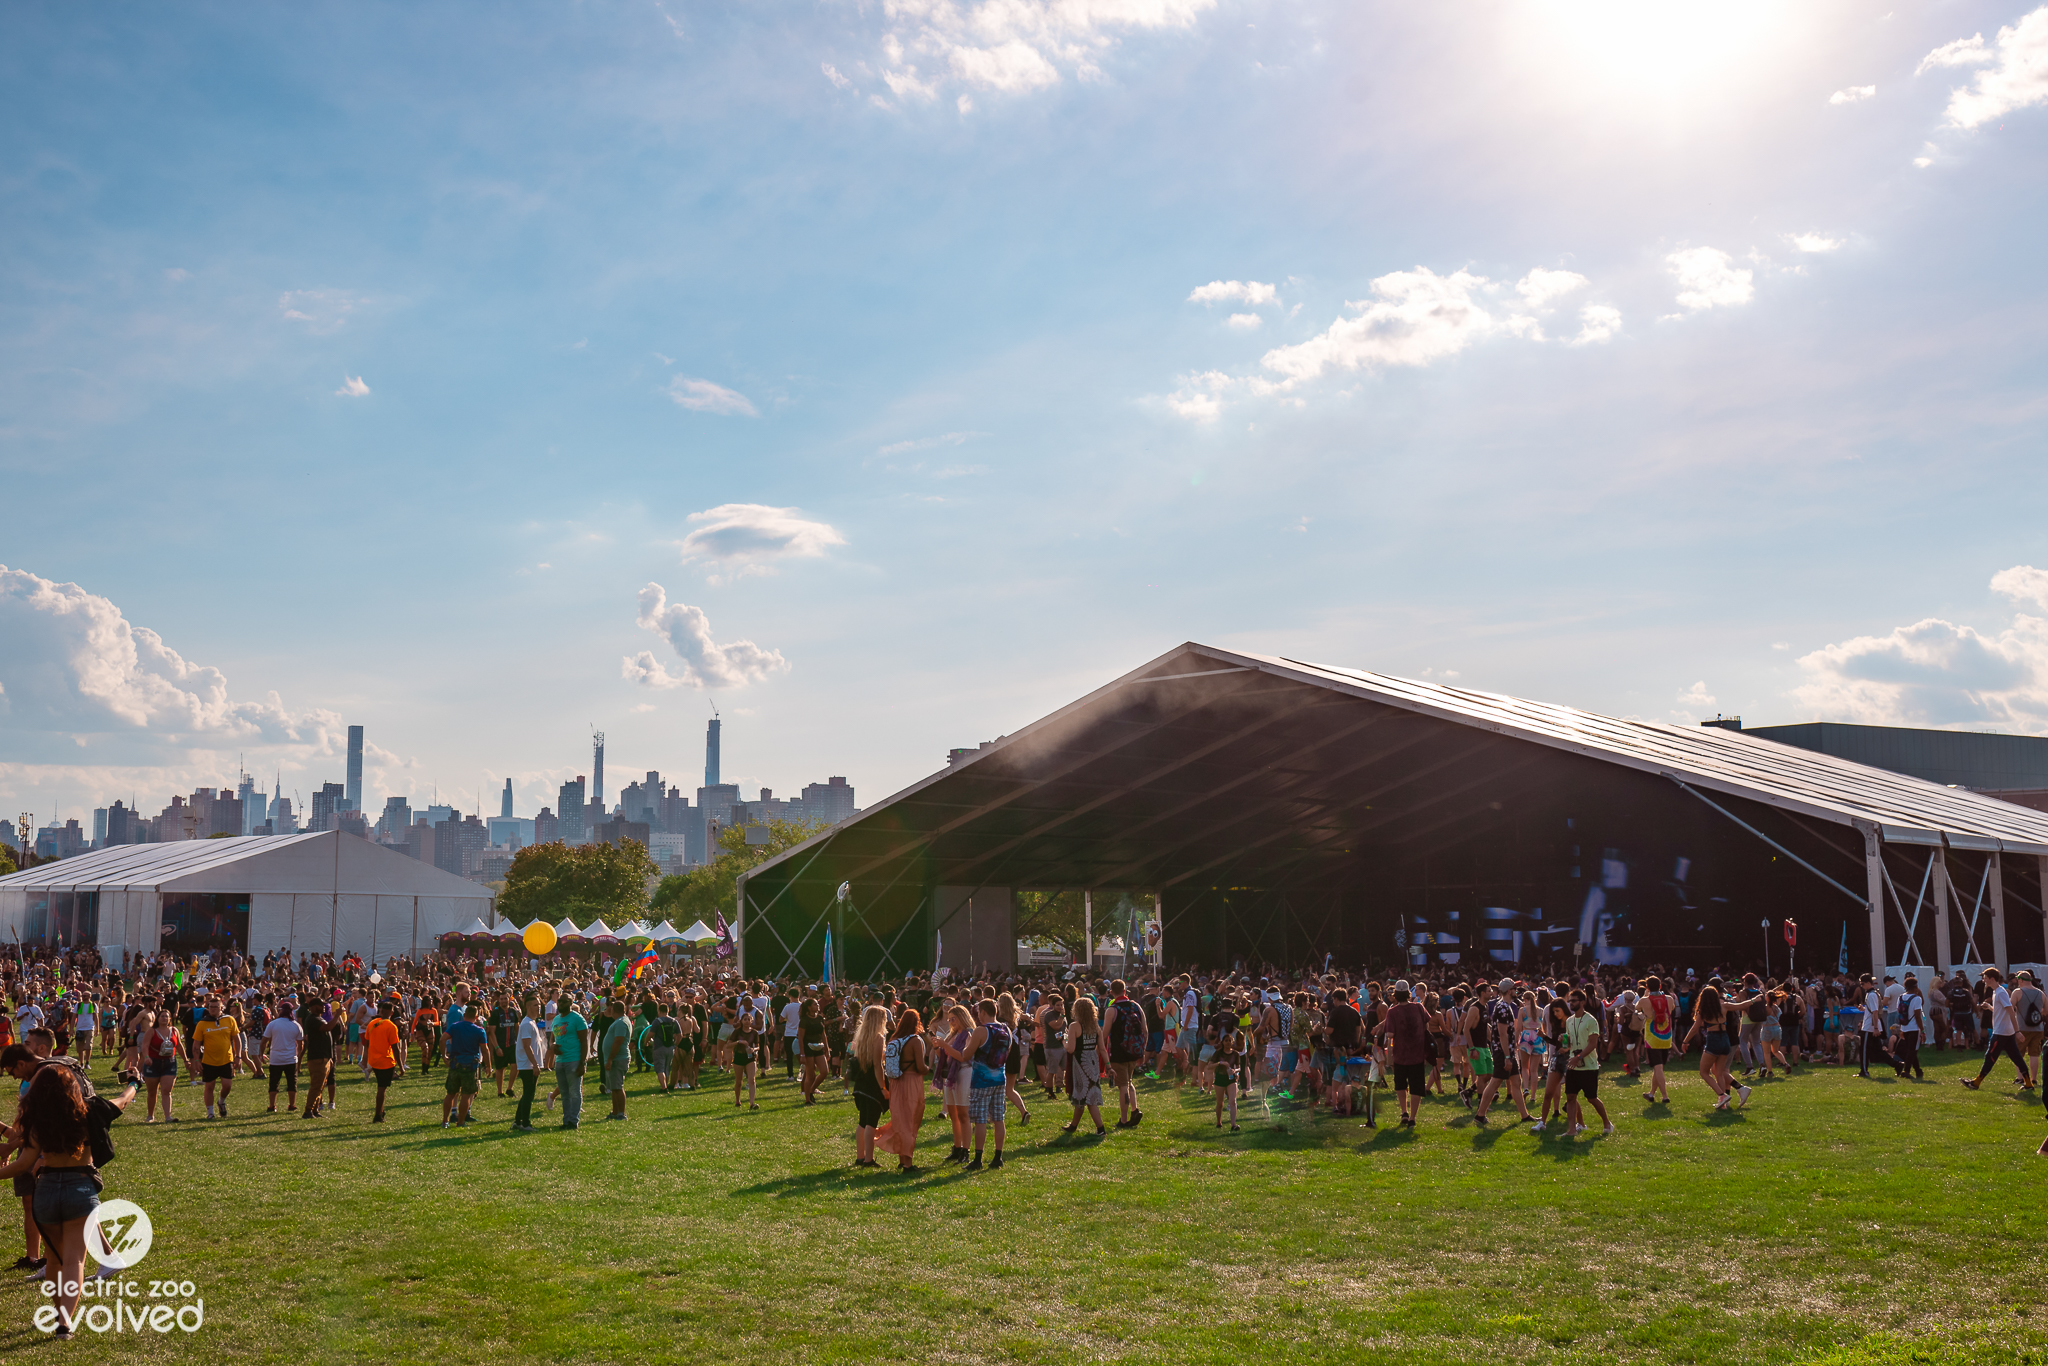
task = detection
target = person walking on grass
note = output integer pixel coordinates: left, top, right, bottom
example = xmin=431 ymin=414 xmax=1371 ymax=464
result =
xmin=1062 ymin=998 xmax=1108 ymax=1137
xmin=261 ymin=1002 xmax=302 ymax=1114
xmin=601 ymin=998 xmax=632 ymax=1121
xmin=1684 ymin=985 xmax=1749 ymax=1112
xmin=551 ymin=992 xmax=589 ymax=1130
xmin=848 ymin=1004 xmax=890 ymax=1168
xmin=363 ymin=1000 xmax=402 ymax=1123
xmin=1377 ymin=983 xmax=1432 ymax=1128
xmin=1561 ymin=991 xmax=1613 ymax=1138
xmin=142 ymin=1009 xmax=186 ymax=1123
xmin=1961 ymin=967 xmax=2035 ymax=1092
xmin=1639 ymin=976 xmax=1677 ymax=1104
xmin=1531 ymin=997 xmax=1571 ymax=1132
xmin=1213 ymin=1022 xmax=1243 ymax=1131
xmin=2013 ymin=970 xmax=2046 ymax=1092
xmin=297 ymin=993 xmax=334 ymax=1118
xmin=875 ymin=1008 xmax=929 ymax=1172
xmin=0 ymin=1066 xmax=98 ymax=1340
xmin=731 ymin=998 xmax=761 ymax=1111
xmin=190 ymin=997 xmax=241 ymax=1120
xmin=511 ymin=995 xmax=545 ymax=1131
xmin=1104 ymin=980 xmax=1147 ymax=1129
xmin=440 ymin=1003 xmax=488 ymax=1128
xmin=933 ymin=1001 xmax=1012 ymax=1169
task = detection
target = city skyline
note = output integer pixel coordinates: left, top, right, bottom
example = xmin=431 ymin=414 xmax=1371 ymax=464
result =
xmin=5 ymin=3 xmax=2048 ymax=836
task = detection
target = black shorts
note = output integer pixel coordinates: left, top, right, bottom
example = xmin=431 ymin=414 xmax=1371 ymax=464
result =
xmin=1392 ymin=1062 xmax=1427 ymax=1094
xmin=374 ymin=1067 xmax=397 ymax=1086
xmin=268 ymin=1063 xmax=299 ymax=1089
xmin=201 ymin=1063 xmax=235 ymax=1082
xmin=1647 ymin=1048 xmax=1670 ymax=1067
xmin=1564 ymin=1071 xmax=1599 ymax=1099
xmin=855 ymin=1096 xmax=885 ymax=1128
xmin=143 ymin=1060 xmax=176 ymax=1079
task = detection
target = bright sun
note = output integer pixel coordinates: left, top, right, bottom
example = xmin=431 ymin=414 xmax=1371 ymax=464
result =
xmin=1507 ymin=0 xmax=1808 ymax=104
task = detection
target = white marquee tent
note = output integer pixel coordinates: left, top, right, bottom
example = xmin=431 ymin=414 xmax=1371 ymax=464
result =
xmin=0 ymin=832 xmax=496 ymax=964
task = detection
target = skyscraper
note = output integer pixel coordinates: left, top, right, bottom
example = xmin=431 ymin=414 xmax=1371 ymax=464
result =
xmin=705 ymin=717 xmax=721 ymax=788
xmin=500 ymin=778 xmax=513 ymax=819
xmin=237 ymin=772 xmax=262 ymax=835
xmin=591 ymin=731 xmax=606 ymax=816
xmin=378 ymin=796 xmax=413 ymax=843
xmin=344 ymin=725 xmax=364 ymax=812
xmin=310 ymin=782 xmax=345 ymax=832
xmin=558 ymin=776 xmax=586 ymax=845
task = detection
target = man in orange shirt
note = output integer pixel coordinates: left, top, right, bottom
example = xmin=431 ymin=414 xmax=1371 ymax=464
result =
xmin=363 ymin=1001 xmax=403 ymax=1123
xmin=413 ymin=998 xmax=442 ymax=1073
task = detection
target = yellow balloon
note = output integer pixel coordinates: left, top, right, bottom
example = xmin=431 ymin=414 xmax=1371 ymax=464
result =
xmin=522 ymin=920 xmax=558 ymax=956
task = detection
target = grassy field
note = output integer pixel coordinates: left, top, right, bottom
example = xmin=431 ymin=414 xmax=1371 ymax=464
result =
xmin=12 ymin=1044 xmax=2047 ymax=1365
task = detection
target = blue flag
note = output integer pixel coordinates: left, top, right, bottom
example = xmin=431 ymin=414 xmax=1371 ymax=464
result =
xmin=822 ymin=926 xmax=833 ymax=984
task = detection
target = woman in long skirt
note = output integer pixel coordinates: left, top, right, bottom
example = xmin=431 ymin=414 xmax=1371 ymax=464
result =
xmin=1063 ymin=997 xmax=1106 ymax=1136
xmin=875 ymin=1009 xmax=928 ymax=1172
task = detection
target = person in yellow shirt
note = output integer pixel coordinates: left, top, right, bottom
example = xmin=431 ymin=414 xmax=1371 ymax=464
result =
xmin=191 ymin=998 xmax=242 ymax=1120
xmin=363 ymin=1001 xmax=403 ymax=1124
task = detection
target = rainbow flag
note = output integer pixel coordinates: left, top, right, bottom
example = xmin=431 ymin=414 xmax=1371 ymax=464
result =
xmin=612 ymin=945 xmax=659 ymax=986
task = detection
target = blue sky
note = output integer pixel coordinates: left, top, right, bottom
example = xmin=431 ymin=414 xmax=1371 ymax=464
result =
xmin=5 ymin=0 xmax=2048 ymax=828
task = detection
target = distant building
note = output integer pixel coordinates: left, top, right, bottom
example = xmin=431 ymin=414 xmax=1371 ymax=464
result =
xmin=589 ymin=817 xmax=650 ymax=852
xmin=344 ymin=725 xmax=364 ymax=812
xmin=103 ymin=801 xmax=136 ymax=847
xmin=337 ymin=810 xmax=370 ymax=839
xmin=475 ymin=851 xmax=514 ymax=884
xmin=592 ymin=732 xmax=606 ymax=818
xmin=34 ymin=820 xmax=86 ymax=861
xmin=558 ymin=776 xmax=587 ymax=845
xmin=486 ymin=816 xmax=534 ymax=849
xmin=434 ymin=812 xmax=486 ymax=879
xmin=691 ymin=783 xmax=740 ymax=863
xmin=797 ymin=776 xmax=858 ymax=827
xmin=500 ymin=779 xmax=513 ymax=819
xmin=649 ymin=831 xmax=690 ymax=874
xmin=705 ymin=717 xmax=721 ymax=787
xmin=377 ymin=797 xmax=413 ymax=843
xmin=273 ymin=795 xmax=296 ymax=835
xmin=310 ymin=782 xmax=345 ymax=833
xmin=619 ymin=771 xmax=665 ymax=830
xmin=408 ymin=818 xmax=436 ymax=866
xmin=92 ymin=807 xmax=108 ymax=849
xmin=237 ymin=773 xmax=263 ymax=835
xmin=534 ymin=806 xmax=559 ymax=845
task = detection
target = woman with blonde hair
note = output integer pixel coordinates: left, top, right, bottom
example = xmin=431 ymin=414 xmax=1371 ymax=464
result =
xmin=933 ymin=1003 xmax=976 ymax=1163
xmin=1062 ymin=996 xmax=1106 ymax=1136
xmin=847 ymin=1004 xmax=890 ymax=1167
xmin=874 ymin=1008 xmax=928 ymax=1172
xmin=996 ymin=992 xmax=1031 ymax=1124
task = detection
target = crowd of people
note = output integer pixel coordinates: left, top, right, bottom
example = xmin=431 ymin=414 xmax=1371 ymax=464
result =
xmin=1 ymin=940 xmax=2044 ymax=1335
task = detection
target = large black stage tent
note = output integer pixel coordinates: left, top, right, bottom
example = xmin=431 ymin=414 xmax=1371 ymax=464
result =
xmin=738 ymin=644 xmax=2048 ymax=983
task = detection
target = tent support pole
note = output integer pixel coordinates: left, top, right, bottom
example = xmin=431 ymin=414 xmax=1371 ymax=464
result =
xmin=1862 ymin=826 xmax=1887 ymax=979
xmin=1933 ymin=851 xmax=1954 ymax=974
xmin=1990 ymin=851 xmax=2010 ymax=974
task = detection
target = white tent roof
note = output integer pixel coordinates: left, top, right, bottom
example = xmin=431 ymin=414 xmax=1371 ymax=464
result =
xmin=552 ymin=917 xmax=585 ymax=940
xmin=442 ymin=916 xmax=493 ymax=939
xmin=619 ymin=919 xmax=652 ymax=942
xmin=677 ymin=919 xmax=718 ymax=942
xmin=583 ymin=919 xmax=618 ymax=941
xmin=647 ymin=919 xmax=687 ymax=943
xmin=0 ymin=831 xmax=494 ymax=897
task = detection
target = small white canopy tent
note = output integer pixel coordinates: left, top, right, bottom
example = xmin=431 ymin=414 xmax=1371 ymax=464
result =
xmin=677 ymin=920 xmax=718 ymax=943
xmin=583 ymin=919 xmax=618 ymax=943
xmin=0 ymin=831 xmax=495 ymax=963
xmin=552 ymin=917 xmax=585 ymax=941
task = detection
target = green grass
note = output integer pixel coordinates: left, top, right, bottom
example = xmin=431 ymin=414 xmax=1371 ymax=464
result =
xmin=22 ymin=1047 xmax=2048 ymax=1365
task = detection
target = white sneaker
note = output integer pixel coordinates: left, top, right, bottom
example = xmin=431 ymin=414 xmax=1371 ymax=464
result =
xmin=1601 ymin=1124 xmax=1615 ymax=1136
xmin=1528 ymin=1120 xmax=1546 ymax=1133
xmin=1565 ymin=1123 xmax=1584 ymax=1137
xmin=1714 ymin=1092 xmax=1731 ymax=1110
xmin=1737 ymin=1086 xmax=1751 ymax=1108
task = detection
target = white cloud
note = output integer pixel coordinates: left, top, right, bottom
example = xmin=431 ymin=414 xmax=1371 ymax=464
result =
xmin=1226 ymin=313 xmax=1261 ymax=330
xmin=822 ymin=62 xmax=853 ymax=91
xmin=335 ymin=375 xmax=370 ymax=397
xmin=1925 ymin=8 xmax=2048 ymax=128
xmin=1829 ymin=84 xmax=1876 ymax=105
xmin=1787 ymin=232 xmax=1843 ymax=253
xmin=676 ymin=503 xmax=846 ymax=575
xmin=1172 ymin=264 xmax=1612 ymax=417
xmin=625 ymin=584 xmax=790 ymax=691
xmin=1918 ymin=33 xmax=1993 ymax=75
xmin=1677 ymin=680 xmax=1717 ymax=710
xmin=877 ymin=431 xmax=980 ymax=456
xmin=1571 ymin=304 xmax=1622 ymax=345
xmin=1260 ymin=268 xmax=1507 ymax=383
xmin=278 ymin=288 xmax=362 ymax=335
xmin=0 ymin=564 xmax=340 ymax=747
xmin=868 ymin=0 xmax=1216 ymax=102
xmin=1666 ymin=247 xmax=1754 ymax=311
xmin=666 ymin=375 xmax=758 ymax=416
xmin=1514 ymin=268 xmax=1588 ymax=311
xmin=1790 ymin=565 xmax=2048 ymax=731
xmin=1189 ymin=280 xmax=1278 ymax=306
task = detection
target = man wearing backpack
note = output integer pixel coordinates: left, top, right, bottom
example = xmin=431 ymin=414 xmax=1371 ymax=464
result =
xmin=2010 ymin=970 xmax=2045 ymax=1092
xmin=1960 ymin=967 xmax=2035 ymax=1092
xmin=1104 ymin=980 xmax=1146 ymax=1129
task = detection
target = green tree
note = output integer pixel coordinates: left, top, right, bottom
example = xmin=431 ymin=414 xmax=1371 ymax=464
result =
xmin=649 ymin=818 xmax=825 ymax=927
xmin=1015 ymin=890 xmax=1088 ymax=961
xmin=0 ymin=849 xmax=14 ymax=878
xmin=498 ymin=840 xmax=659 ymax=926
